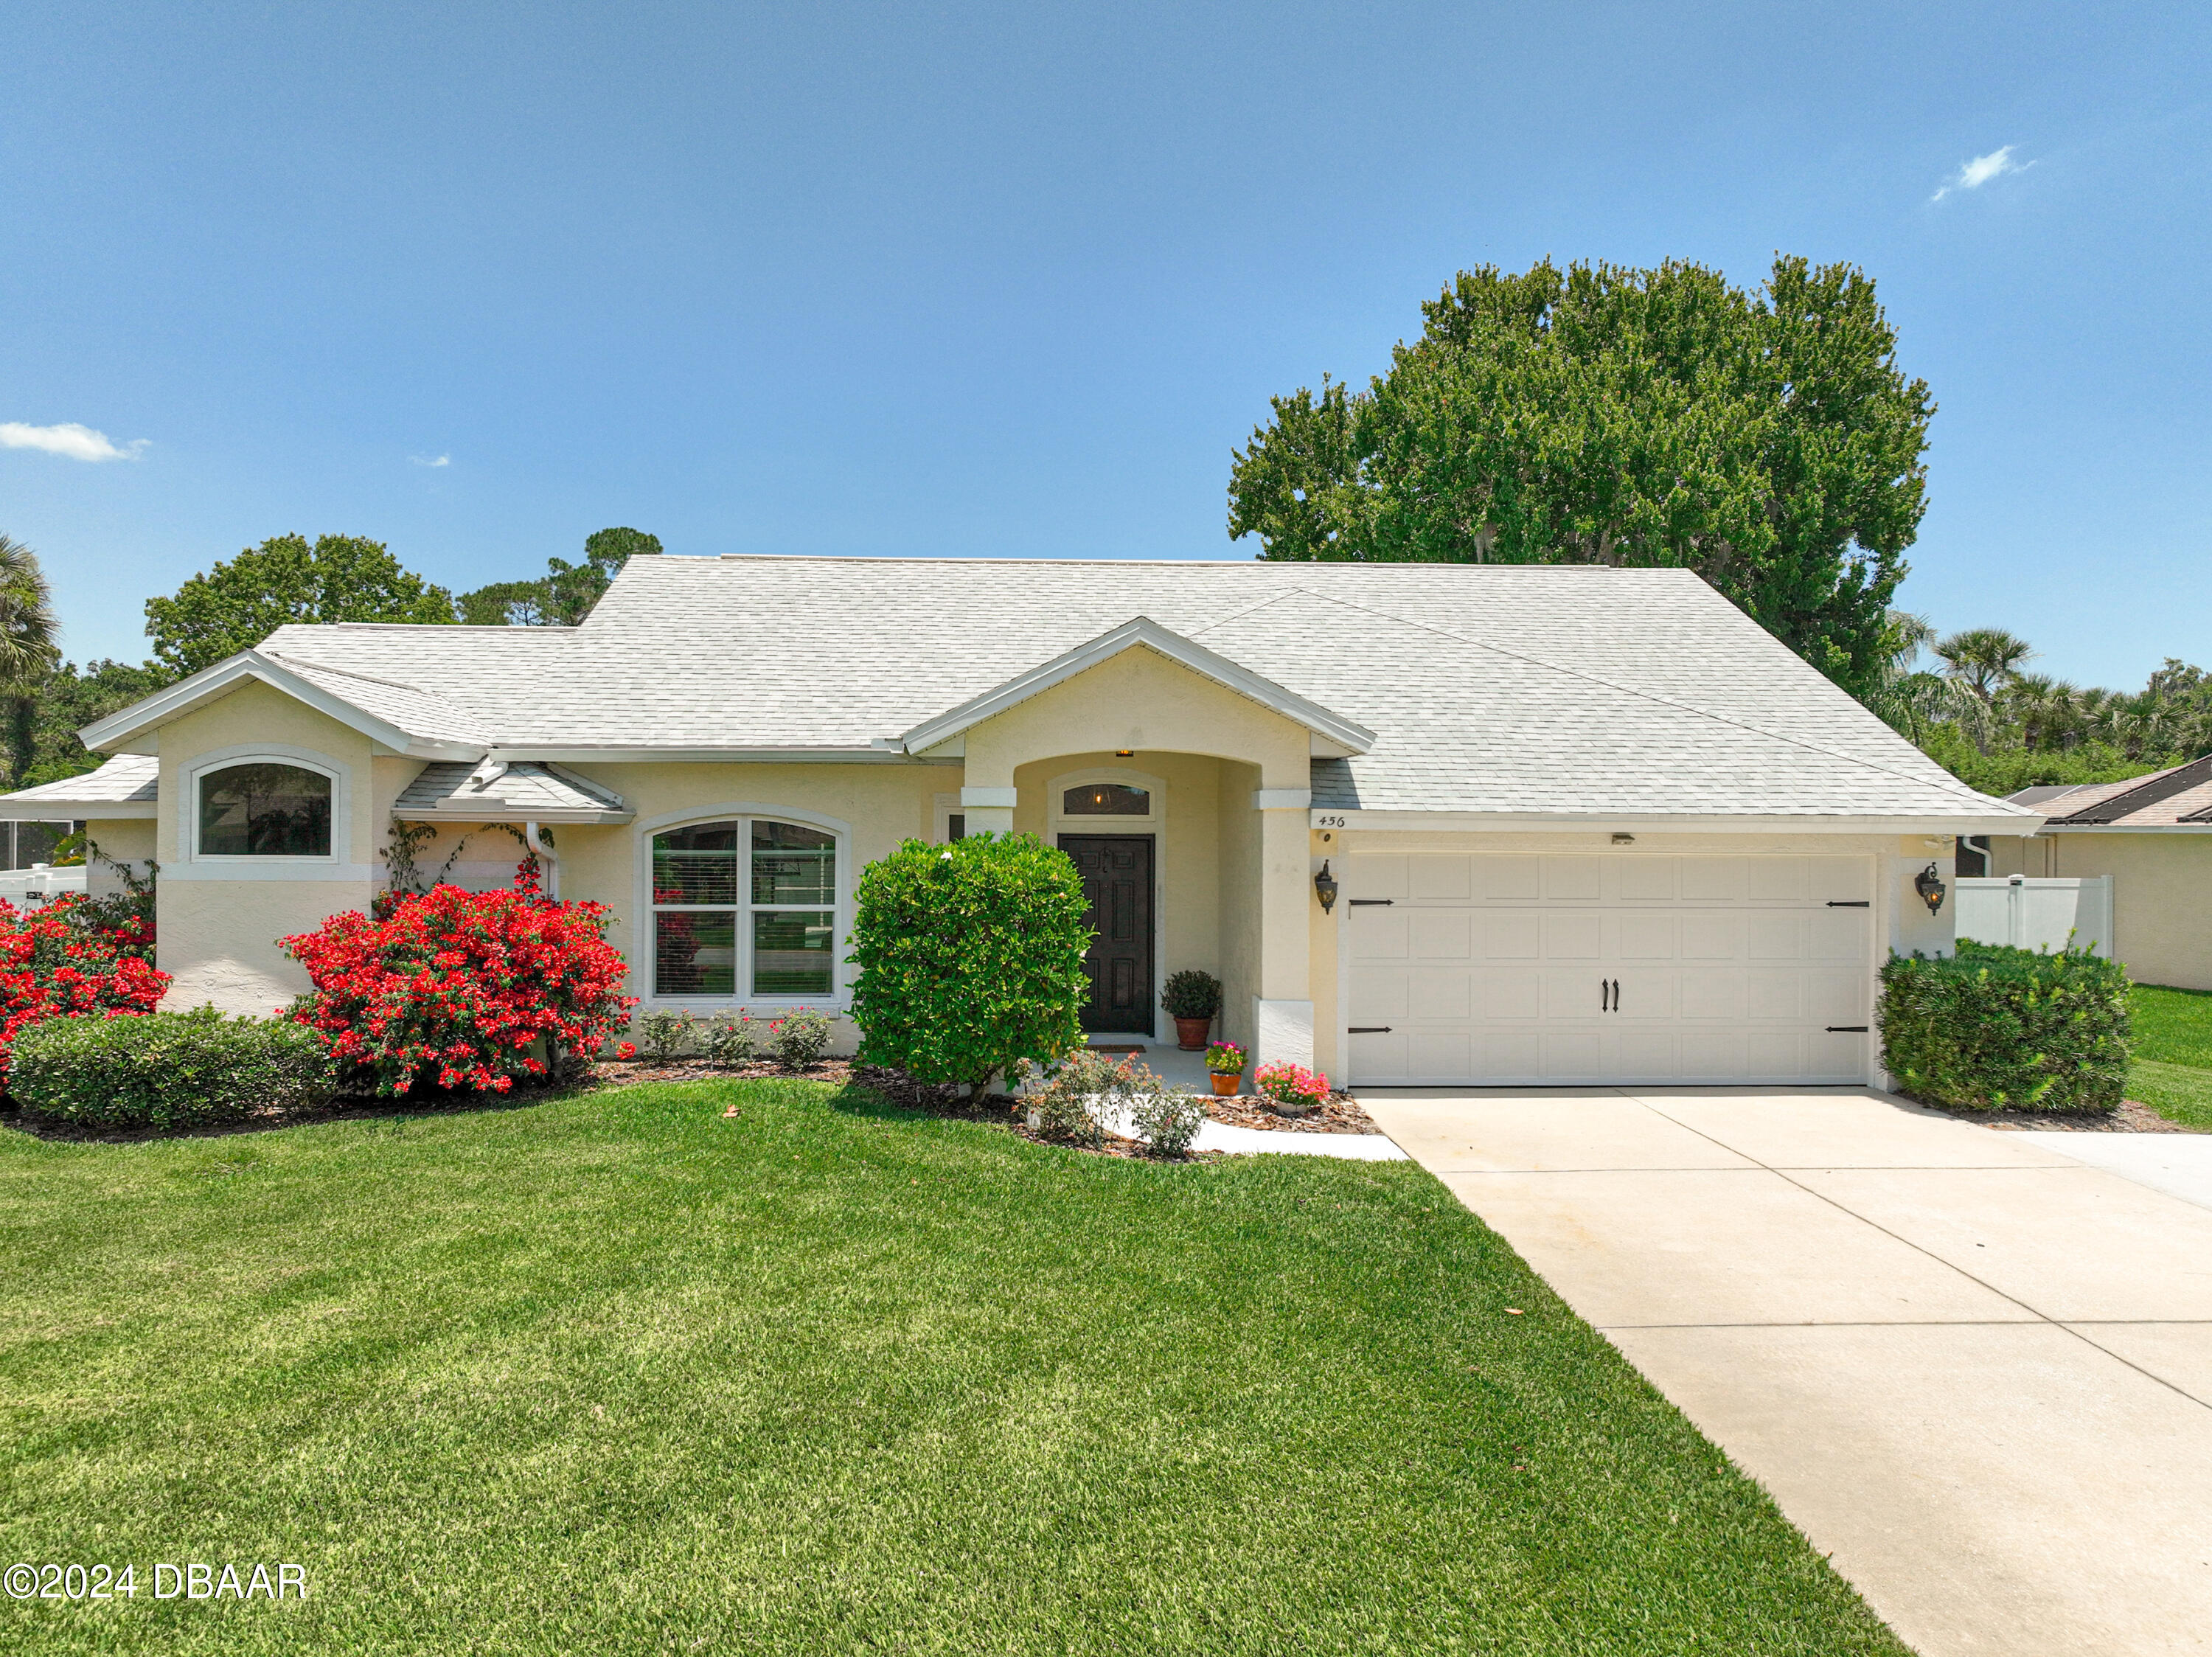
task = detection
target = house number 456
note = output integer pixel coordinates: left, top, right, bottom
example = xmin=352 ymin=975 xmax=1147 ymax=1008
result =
xmin=1315 ymin=815 xmax=1348 ymax=828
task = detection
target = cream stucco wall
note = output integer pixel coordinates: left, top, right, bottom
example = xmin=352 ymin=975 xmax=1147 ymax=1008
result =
xmin=83 ymin=819 xmax=156 ymax=898
xmin=152 ymin=680 xmax=378 ymax=1013
xmin=1985 ymin=831 xmax=2212 ymax=990
xmin=559 ymin=760 xmax=953 ymax=1050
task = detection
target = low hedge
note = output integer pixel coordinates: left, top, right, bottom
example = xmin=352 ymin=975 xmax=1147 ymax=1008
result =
xmin=1877 ymin=941 xmax=2131 ymax=1114
xmin=10 ymin=1010 xmax=335 ymax=1130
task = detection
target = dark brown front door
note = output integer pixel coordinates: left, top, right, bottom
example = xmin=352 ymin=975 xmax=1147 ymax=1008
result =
xmin=1061 ymin=834 xmax=1154 ymax=1034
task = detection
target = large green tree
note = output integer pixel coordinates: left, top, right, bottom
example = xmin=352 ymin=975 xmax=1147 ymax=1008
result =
xmin=458 ymin=527 xmax=661 ymax=628
xmin=1227 ymin=257 xmax=1934 ymax=695
xmin=144 ymin=533 xmax=457 ymax=678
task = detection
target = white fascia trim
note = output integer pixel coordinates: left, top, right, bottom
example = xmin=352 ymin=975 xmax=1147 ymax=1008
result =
xmin=1253 ymin=788 xmax=1312 ymax=810
xmin=1315 ymin=810 xmax=2049 ymax=836
xmin=396 ymin=807 xmax=634 ymax=825
xmin=487 ymin=745 xmax=948 ymax=765
xmin=0 ymin=800 xmax=157 ymax=821
xmin=80 ymin=651 xmax=481 ymax=760
xmin=891 ymin=616 xmax=1378 ymax=756
xmin=2038 ymin=823 xmax=2212 ymax=834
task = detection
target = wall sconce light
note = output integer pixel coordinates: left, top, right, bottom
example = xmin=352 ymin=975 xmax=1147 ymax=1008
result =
xmin=1914 ymin=862 xmax=1947 ymax=916
xmin=1113 ymin=749 xmax=1134 ymax=757
xmin=1313 ymin=860 xmax=1339 ymax=915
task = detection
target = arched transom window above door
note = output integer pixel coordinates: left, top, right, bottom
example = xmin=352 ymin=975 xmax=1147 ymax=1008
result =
xmin=650 ymin=817 xmax=838 ymax=999
xmin=1062 ymin=782 xmax=1151 ymax=816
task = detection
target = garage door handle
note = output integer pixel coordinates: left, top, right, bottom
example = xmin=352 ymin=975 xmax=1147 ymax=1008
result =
xmin=1349 ymin=898 xmax=1394 ymax=906
xmin=1348 ymin=1026 xmax=1393 ymax=1034
xmin=1826 ymin=1026 xmax=1869 ymax=1032
xmin=1826 ymin=900 xmax=1870 ymax=908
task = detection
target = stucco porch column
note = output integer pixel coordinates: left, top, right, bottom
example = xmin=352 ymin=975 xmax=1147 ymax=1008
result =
xmin=1253 ymin=788 xmax=1315 ymax=1074
xmin=958 ymin=785 xmax=1016 ymax=836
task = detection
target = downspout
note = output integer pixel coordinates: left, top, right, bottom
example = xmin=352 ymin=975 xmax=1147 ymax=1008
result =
xmin=524 ymin=821 xmax=557 ymax=899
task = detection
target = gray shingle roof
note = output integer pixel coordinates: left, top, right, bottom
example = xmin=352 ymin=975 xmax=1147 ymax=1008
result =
xmin=201 ymin=556 xmax=2028 ymax=821
xmin=395 ymin=760 xmax=630 ymax=819
xmin=0 ymin=753 xmax=159 ymax=816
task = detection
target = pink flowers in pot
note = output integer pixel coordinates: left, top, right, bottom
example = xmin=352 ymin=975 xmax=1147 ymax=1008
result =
xmin=1253 ymin=1060 xmax=1329 ymax=1114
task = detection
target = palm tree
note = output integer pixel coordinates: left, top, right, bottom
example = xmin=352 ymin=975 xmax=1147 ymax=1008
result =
xmin=1933 ymin=627 xmax=2034 ymax=704
xmin=2000 ymin=673 xmax=2082 ymax=752
xmin=1933 ymin=628 xmax=2034 ymax=752
xmin=0 ymin=535 xmax=60 ymax=789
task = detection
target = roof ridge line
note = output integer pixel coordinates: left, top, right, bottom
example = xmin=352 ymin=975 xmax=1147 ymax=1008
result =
xmin=265 ymin=651 xmax=459 ymax=701
xmin=1298 ymin=590 xmax=2018 ymax=812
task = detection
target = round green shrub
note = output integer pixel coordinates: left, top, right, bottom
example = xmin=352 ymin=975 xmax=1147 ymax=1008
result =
xmin=10 ymin=1010 xmax=336 ymax=1130
xmin=846 ymin=833 xmax=1091 ymax=1094
xmin=1877 ymin=941 xmax=2131 ymax=1114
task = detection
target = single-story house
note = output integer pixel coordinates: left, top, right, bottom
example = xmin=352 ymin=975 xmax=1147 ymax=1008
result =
xmin=1966 ymin=754 xmax=2212 ymax=991
xmin=1 ymin=555 xmax=2040 ymax=1086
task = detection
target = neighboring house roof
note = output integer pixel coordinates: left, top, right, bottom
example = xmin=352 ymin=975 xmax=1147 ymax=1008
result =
xmin=394 ymin=760 xmax=633 ymax=823
xmin=0 ymin=754 xmax=159 ymax=819
xmin=2008 ymin=755 xmax=2212 ymax=829
xmin=70 ymin=555 xmax=2037 ymax=826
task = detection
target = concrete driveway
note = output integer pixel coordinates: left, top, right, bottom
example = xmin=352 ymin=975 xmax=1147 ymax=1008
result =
xmin=1357 ymin=1085 xmax=2212 ymax=1657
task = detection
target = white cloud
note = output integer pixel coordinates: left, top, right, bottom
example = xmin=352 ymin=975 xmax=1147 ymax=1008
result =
xmin=0 ymin=420 xmax=149 ymax=462
xmin=410 ymin=453 xmax=451 ymax=468
xmin=1932 ymin=145 xmax=2029 ymax=203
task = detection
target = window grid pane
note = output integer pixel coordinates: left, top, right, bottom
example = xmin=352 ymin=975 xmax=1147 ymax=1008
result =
xmin=752 ymin=910 xmax=834 ymax=997
xmin=751 ymin=820 xmax=835 ymax=905
xmin=655 ymin=910 xmax=736 ymax=996
xmin=652 ymin=821 xmax=740 ymax=906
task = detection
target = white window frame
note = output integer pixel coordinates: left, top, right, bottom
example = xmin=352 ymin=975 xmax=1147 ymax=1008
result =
xmin=633 ymin=804 xmax=852 ymax=1010
xmin=1047 ymin=766 xmax=1166 ymax=1044
xmin=933 ymin=791 xmax=966 ymax=844
xmin=183 ymin=744 xmax=349 ymax=869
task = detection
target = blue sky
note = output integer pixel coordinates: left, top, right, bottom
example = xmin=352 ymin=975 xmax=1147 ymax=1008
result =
xmin=3 ymin=2 xmax=2206 ymax=689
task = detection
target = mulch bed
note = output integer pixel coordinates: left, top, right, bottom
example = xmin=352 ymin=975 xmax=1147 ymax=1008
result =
xmin=1204 ymin=1090 xmax=1380 ymax=1135
xmin=1939 ymin=1097 xmax=2196 ymax=1135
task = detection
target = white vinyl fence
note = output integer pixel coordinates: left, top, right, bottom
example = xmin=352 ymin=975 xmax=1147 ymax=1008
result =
xmin=0 ymin=864 xmax=88 ymax=904
xmin=1954 ymin=875 xmax=2113 ymax=959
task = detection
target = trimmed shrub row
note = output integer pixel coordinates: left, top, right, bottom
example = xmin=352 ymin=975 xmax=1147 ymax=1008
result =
xmin=12 ymin=1010 xmax=335 ymax=1130
xmin=1878 ymin=941 xmax=2131 ymax=1114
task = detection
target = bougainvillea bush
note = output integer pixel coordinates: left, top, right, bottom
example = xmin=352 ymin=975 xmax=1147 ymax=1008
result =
xmin=282 ymin=872 xmax=637 ymax=1097
xmin=0 ymin=894 xmax=170 ymax=1086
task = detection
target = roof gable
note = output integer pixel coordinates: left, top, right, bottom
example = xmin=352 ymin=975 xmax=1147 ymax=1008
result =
xmin=895 ymin=616 xmax=1375 ymax=757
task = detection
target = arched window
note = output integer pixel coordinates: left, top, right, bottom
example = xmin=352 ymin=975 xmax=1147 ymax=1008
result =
xmin=198 ymin=763 xmax=333 ymax=857
xmin=1062 ymin=782 xmax=1150 ymax=816
xmin=650 ymin=817 xmax=838 ymax=998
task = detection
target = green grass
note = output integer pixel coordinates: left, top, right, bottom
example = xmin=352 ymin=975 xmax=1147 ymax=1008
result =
xmin=1 ymin=1080 xmax=1905 ymax=1656
xmin=2128 ymin=985 xmax=2212 ymax=1128
xmin=2132 ymin=984 xmax=2212 ymax=1070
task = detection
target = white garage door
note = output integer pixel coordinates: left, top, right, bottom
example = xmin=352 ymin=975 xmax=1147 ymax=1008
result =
xmin=1346 ymin=853 xmax=1874 ymax=1086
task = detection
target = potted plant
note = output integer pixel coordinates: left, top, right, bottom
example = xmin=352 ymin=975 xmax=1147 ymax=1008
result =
xmin=1253 ymin=1060 xmax=1330 ymax=1118
xmin=1204 ymin=1041 xmax=1245 ymax=1096
xmin=1159 ymin=970 xmax=1222 ymax=1050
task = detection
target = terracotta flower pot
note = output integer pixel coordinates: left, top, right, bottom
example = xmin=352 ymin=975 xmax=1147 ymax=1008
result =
xmin=1210 ymin=1071 xmax=1241 ymax=1096
xmin=1173 ymin=1015 xmax=1212 ymax=1051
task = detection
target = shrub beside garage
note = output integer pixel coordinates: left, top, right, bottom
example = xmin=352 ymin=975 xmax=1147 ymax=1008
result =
xmin=1877 ymin=940 xmax=2132 ymax=1114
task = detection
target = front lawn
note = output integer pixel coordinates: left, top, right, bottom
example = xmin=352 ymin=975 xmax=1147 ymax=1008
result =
xmin=1 ymin=1079 xmax=1904 ymax=1655
xmin=2131 ymin=984 xmax=2212 ymax=1128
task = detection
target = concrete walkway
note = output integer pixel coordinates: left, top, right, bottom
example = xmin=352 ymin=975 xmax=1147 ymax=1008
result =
xmin=1357 ymin=1085 xmax=2212 ymax=1657
xmin=2012 ymin=1129 xmax=2212 ymax=1213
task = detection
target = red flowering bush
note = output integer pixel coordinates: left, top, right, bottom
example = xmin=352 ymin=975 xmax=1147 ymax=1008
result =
xmin=282 ymin=875 xmax=637 ymax=1097
xmin=0 ymin=894 xmax=171 ymax=1085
